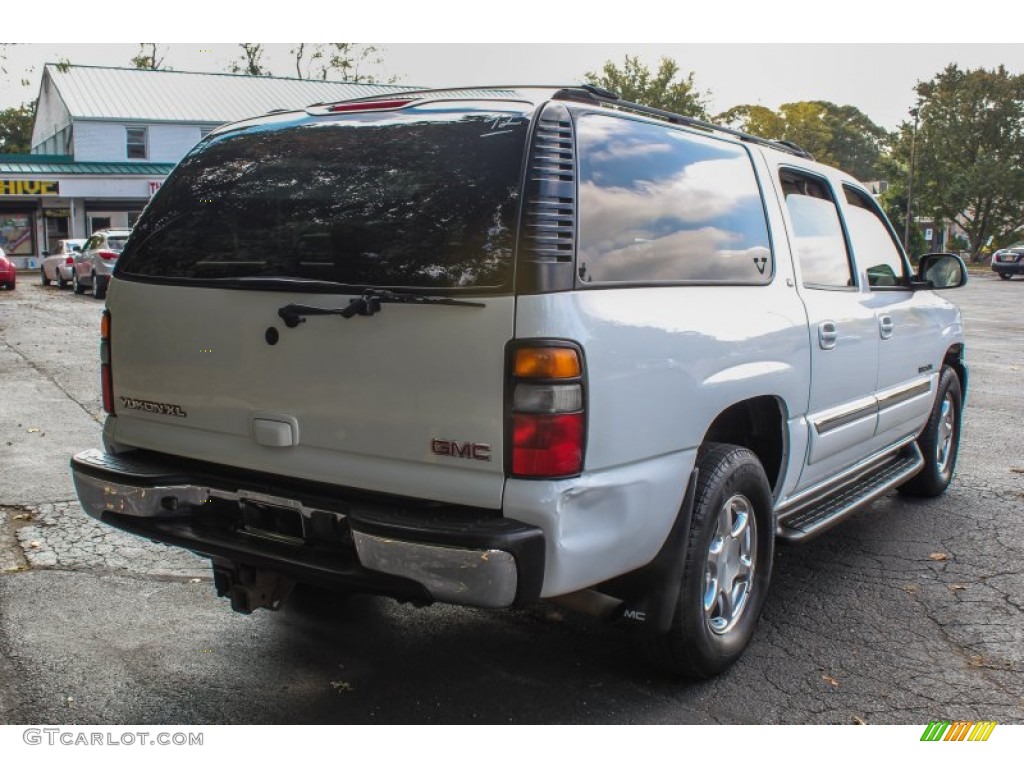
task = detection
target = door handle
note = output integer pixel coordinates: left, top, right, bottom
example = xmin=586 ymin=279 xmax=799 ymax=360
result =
xmin=818 ymin=320 xmax=837 ymax=350
xmin=879 ymin=314 xmax=894 ymax=340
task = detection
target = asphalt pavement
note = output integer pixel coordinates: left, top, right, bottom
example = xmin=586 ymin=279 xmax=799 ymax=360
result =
xmin=1 ymin=274 xmax=1021 ymax=724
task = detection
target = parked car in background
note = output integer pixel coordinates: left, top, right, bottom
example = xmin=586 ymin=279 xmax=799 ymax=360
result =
xmin=72 ymin=230 xmax=131 ymax=299
xmin=41 ymin=238 xmax=86 ymax=288
xmin=991 ymin=242 xmax=1024 ymax=280
xmin=0 ymin=247 xmax=15 ymax=290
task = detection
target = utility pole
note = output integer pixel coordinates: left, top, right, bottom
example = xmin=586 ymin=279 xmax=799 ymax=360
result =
xmin=903 ymin=107 xmax=920 ymax=254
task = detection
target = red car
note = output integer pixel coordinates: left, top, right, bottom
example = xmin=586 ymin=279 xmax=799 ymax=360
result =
xmin=0 ymin=248 xmax=16 ymax=290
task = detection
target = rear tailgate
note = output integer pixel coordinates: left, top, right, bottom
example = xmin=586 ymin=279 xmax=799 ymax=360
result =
xmin=108 ymin=99 xmax=533 ymax=509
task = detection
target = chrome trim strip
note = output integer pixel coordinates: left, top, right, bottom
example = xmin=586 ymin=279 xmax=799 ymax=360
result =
xmin=776 ymin=435 xmax=918 ymax=514
xmin=353 ymin=532 xmax=518 ymax=609
xmin=813 ymin=396 xmax=878 ymax=435
xmin=876 ymin=379 xmax=931 ymax=411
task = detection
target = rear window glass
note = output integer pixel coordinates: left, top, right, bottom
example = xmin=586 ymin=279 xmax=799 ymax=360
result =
xmin=117 ymin=108 xmax=529 ymax=291
xmin=107 ymin=237 xmax=128 ymax=252
xmin=576 ymin=114 xmax=772 ymax=284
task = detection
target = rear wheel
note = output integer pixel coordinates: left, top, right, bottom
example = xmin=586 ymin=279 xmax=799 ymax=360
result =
xmin=40 ymin=268 xmax=51 ymax=286
xmin=92 ymin=272 xmax=106 ymax=300
xmin=72 ymin=270 xmax=85 ymax=295
xmin=57 ymin=270 xmax=68 ymax=289
xmin=898 ymin=365 xmax=962 ymax=497
xmin=645 ymin=443 xmax=774 ymax=678
xmin=998 ymin=272 xmax=1012 ymax=280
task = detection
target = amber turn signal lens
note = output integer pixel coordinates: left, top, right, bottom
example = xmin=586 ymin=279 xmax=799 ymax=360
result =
xmin=514 ymin=348 xmax=581 ymax=379
xmin=101 ymin=311 xmax=111 ymax=339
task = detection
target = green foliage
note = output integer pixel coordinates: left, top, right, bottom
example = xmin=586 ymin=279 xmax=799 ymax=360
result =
xmin=0 ymin=102 xmax=35 ymax=154
xmin=584 ymin=55 xmax=710 ymax=119
xmin=229 ymin=44 xmax=269 ymax=76
xmin=290 ymin=43 xmax=389 ymax=83
xmin=894 ymin=64 xmax=1024 ymax=260
xmin=718 ymin=101 xmax=889 ymax=179
xmin=879 ymin=179 xmax=928 ymax=259
xmin=131 ymin=44 xmax=166 ymax=71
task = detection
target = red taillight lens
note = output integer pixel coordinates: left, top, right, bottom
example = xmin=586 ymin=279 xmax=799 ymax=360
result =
xmin=97 ymin=250 xmax=118 ymax=261
xmin=65 ymin=256 xmax=74 ymax=265
xmin=328 ymin=99 xmax=413 ymax=113
xmin=508 ymin=344 xmax=585 ymax=478
xmin=100 ymin=311 xmax=114 ymax=415
xmin=512 ymin=413 xmax=584 ymax=476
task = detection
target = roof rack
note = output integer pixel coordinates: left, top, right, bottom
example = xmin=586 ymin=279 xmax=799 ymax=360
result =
xmin=553 ymin=85 xmax=815 ymax=161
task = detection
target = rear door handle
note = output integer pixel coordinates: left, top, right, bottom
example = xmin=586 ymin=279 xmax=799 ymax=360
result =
xmin=879 ymin=314 xmax=894 ymax=340
xmin=818 ymin=320 xmax=837 ymax=350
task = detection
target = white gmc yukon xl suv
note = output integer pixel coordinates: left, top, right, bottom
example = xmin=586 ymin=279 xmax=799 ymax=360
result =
xmin=71 ymin=86 xmax=968 ymax=678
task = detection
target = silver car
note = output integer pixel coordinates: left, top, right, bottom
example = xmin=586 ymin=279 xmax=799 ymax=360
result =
xmin=41 ymin=238 xmax=86 ymax=289
xmin=72 ymin=229 xmax=131 ymax=299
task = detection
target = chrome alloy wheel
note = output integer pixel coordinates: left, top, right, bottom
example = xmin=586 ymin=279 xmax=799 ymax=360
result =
xmin=703 ymin=493 xmax=757 ymax=635
xmin=936 ymin=392 xmax=956 ymax=475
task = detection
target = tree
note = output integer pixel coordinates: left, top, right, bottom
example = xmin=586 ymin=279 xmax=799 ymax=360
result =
xmin=584 ymin=55 xmax=710 ymax=119
xmin=893 ymin=64 xmax=1024 ymax=260
xmin=718 ymin=101 xmax=889 ymax=180
xmin=290 ymin=43 xmax=389 ymax=82
xmin=131 ymin=43 xmax=166 ymax=71
xmin=0 ymin=102 xmax=35 ymax=154
xmin=229 ymin=44 xmax=269 ymax=76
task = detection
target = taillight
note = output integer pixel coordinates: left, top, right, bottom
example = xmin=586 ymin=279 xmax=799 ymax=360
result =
xmin=508 ymin=343 xmax=585 ymax=478
xmin=65 ymin=256 xmax=74 ymax=265
xmin=327 ymin=99 xmax=413 ymax=113
xmin=97 ymin=250 xmax=118 ymax=261
xmin=100 ymin=311 xmax=114 ymax=415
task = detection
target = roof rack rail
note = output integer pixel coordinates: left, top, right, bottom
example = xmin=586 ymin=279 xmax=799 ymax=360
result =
xmin=553 ymin=85 xmax=815 ymax=161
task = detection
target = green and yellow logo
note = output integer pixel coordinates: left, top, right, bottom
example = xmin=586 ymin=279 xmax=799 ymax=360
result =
xmin=921 ymin=721 xmax=997 ymax=741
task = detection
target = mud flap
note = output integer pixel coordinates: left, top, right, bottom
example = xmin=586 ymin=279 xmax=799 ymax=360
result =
xmin=609 ymin=469 xmax=698 ymax=635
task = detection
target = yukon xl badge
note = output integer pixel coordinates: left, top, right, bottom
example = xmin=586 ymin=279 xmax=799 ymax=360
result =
xmin=120 ymin=397 xmax=188 ymax=418
xmin=431 ymin=438 xmax=491 ymax=462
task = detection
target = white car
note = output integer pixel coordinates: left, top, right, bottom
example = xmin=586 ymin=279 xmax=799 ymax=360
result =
xmin=40 ymin=238 xmax=86 ymax=289
xmin=71 ymin=86 xmax=968 ymax=678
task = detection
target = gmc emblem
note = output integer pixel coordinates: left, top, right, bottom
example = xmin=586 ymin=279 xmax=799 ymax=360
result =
xmin=431 ymin=439 xmax=492 ymax=462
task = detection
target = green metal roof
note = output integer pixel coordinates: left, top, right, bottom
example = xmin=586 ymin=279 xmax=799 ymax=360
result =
xmin=0 ymin=156 xmax=175 ymax=175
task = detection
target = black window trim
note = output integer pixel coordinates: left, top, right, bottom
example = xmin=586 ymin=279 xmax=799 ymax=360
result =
xmin=779 ymin=164 xmax=859 ymax=292
xmin=839 ymin=182 xmax=913 ymax=292
xmin=571 ymin=108 xmax=777 ymax=290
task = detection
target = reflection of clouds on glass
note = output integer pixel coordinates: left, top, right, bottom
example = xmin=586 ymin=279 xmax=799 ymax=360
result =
xmin=590 ymin=138 xmax=673 ymax=165
xmin=785 ymin=195 xmax=851 ymax=287
xmin=583 ymin=227 xmax=769 ymax=282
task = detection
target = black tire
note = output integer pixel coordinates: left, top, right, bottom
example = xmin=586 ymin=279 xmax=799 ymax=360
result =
xmin=645 ymin=443 xmax=774 ymax=678
xmin=57 ymin=270 xmax=68 ymax=289
xmin=92 ymin=273 xmax=106 ymax=300
xmin=72 ymin=270 xmax=85 ymax=295
xmin=898 ymin=366 xmax=963 ymax=498
xmin=40 ymin=268 xmax=51 ymax=286
xmin=998 ymin=272 xmax=1012 ymax=280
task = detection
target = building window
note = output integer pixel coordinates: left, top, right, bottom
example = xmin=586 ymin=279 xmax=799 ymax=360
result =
xmin=126 ymin=127 xmax=148 ymax=159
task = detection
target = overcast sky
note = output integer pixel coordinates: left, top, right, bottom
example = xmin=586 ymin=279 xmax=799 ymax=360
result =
xmin=4 ymin=3 xmax=1020 ymax=131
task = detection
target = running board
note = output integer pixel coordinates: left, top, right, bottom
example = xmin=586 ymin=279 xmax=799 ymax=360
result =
xmin=776 ymin=444 xmax=924 ymax=542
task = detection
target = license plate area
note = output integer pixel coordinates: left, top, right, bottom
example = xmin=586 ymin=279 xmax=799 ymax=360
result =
xmin=239 ymin=499 xmax=305 ymax=545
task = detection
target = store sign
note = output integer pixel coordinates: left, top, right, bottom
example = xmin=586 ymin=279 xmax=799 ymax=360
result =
xmin=44 ymin=208 xmax=71 ymax=218
xmin=148 ymin=181 xmax=162 ymax=197
xmin=0 ymin=179 xmax=60 ymax=195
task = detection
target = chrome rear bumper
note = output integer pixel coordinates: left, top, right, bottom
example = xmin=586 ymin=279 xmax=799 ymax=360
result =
xmin=71 ymin=448 xmax=544 ymax=609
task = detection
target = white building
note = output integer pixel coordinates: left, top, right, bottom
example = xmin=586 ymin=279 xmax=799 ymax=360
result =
xmin=1 ymin=64 xmax=413 ymax=269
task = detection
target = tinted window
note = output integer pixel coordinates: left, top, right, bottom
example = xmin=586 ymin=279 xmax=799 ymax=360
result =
xmin=576 ymin=114 xmax=772 ymax=284
xmin=781 ymin=171 xmax=854 ymax=289
xmin=843 ymin=186 xmax=908 ymax=288
xmin=118 ymin=108 xmax=529 ymax=292
xmin=106 ymin=236 xmax=128 ymax=253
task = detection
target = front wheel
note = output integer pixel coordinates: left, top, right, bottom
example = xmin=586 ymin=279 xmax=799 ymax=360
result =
xmin=645 ymin=443 xmax=774 ymax=678
xmin=898 ymin=366 xmax=962 ymax=498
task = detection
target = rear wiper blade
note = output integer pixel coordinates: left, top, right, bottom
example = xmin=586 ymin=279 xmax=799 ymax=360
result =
xmin=278 ymin=289 xmax=485 ymax=328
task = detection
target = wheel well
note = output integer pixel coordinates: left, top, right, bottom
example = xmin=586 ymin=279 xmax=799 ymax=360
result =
xmin=944 ymin=344 xmax=967 ymax=395
xmin=702 ymin=397 xmax=786 ymax=492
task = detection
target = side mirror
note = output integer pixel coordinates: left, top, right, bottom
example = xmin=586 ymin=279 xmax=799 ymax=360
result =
xmin=916 ymin=252 xmax=967 ymax=290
